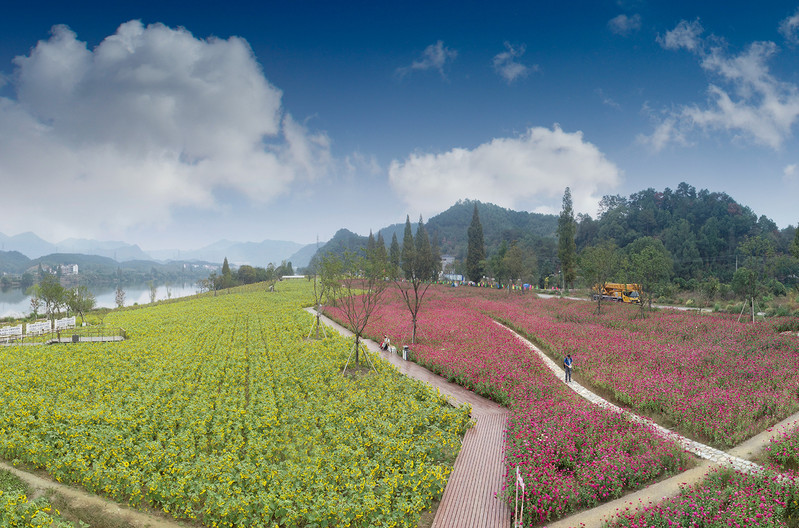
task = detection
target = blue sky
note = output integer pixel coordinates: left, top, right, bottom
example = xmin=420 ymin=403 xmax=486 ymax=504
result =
xmin=1 ymin=1 xmax=798 ymax=251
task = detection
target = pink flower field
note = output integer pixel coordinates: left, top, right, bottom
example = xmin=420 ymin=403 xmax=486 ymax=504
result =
xmin=473 ymin=295 xmax=799 ymax=448
xmin=765 ymin=421 xmax=799 ymax=476
xmin=324 ymin=285 xmax=799 ymax=525
xmin=604 ymin=468 xmax=799 ymax=528
xmin=323 ymin=288 xmax=690 ymax=524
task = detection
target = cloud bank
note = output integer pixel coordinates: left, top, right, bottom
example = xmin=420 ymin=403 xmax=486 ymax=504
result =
xmin=0 ymin=21 xmax=331 ymax=241
xmin=642 ymin=18 xmax=799 ymax=151
xmin=388 ymin=126 xmax=620 ymax=218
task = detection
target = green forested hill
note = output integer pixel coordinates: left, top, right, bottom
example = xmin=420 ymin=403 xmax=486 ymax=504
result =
xmin=310 ymin=228 xmax=369 ymax=265
xmin=309 ymin=183 xmax=797 ymax=289
xmin=577 ymin=183 xmax=796 ymax=283
xmin=427 ymin=199 xmax=558 ymax=257
xmin=0 ymin=251 xmax=31 ymax=274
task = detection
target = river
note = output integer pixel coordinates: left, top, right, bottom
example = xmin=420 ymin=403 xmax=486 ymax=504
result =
xmin=0 ymin=282 xmax=200 ymax=319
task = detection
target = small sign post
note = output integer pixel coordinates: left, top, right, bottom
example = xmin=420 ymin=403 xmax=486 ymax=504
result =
xmin=514 ymin=466 xmax=525 ymax=528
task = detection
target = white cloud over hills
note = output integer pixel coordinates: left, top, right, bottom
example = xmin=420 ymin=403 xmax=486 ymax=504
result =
xmin=388 ymin=125 xmax=621 ymax=218
xmin=0 ymin=21 xmax=332 ymax=241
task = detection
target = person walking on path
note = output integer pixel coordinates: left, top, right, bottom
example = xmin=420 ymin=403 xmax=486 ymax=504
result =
xmin=564 ymin=354 xmax=573 ymax=382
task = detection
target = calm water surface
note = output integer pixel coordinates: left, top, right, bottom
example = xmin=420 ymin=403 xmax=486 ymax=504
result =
xmin=0 ymin=283 xmax=200 ymax=319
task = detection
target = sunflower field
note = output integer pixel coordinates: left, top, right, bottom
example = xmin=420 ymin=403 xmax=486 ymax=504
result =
xmin=0 ymin=281 xmax=471 ymax=528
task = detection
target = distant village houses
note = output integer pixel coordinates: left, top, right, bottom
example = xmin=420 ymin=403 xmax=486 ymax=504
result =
xmin=24 ymin=263 xmax=80 ymax=277
xmin=60 ymin=264 xmax=79 ymax=275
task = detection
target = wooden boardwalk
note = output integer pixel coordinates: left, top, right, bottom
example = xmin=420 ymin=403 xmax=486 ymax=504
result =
xmin=307 ymin=309 xmax=512 ymax=528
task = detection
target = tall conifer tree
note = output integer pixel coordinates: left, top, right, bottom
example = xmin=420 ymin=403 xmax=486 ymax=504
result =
xmin=557 ymin=188 xmax=577 ymax=289
xmin=793 ymin=227 xmax=799 ymax=259
xmin=466 ymin=203 xmax=485 ymax=283
xmin=389 ymin=233 xmax=401 ymax=272
xmin=395 ymin=215 xmax=439 ymax=343
xmin=401 ymin=215 xmax=415 ymax=280
xmin=376 ymin=231 xmax=388 ymax=263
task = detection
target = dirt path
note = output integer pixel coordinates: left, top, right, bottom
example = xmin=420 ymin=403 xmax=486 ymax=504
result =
xmin=0 ymin=460 xmax=187 ymax=528
xmin=307 ymin=308 xmax=512 ymax=528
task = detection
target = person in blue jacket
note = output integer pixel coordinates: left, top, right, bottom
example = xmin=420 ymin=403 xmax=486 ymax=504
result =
xmin=564 ymin=354 xmax=573 ymax=382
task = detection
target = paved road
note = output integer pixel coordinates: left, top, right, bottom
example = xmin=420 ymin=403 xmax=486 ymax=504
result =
xmin=536 ymin=292 xmax=714 ymax=312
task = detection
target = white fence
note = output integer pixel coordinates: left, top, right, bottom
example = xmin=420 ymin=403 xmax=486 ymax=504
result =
xmin=0 ymin=325 xmax=23 ymax=338
xmin=55 ymin=316 xmax=76 ymax=331
xmin=26 ymin=320 xmax=53 ymax=335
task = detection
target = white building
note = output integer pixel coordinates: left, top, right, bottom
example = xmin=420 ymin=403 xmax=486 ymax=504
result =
xmin=60 ymin=264 xmax=79 ymax=275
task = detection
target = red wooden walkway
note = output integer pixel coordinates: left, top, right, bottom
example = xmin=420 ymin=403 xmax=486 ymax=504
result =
xmin=308 ymin=309 xmax=512 ymax=528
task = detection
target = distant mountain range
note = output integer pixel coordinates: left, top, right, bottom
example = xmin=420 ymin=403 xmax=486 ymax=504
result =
xmin=0 ymin=232 xmax=151 ymax=261
xmin=2 ymin=183 xmax=795 ymax=284
xmin=311 ymin=200 xmax=559 ymax=265
xmin=0 ymin=231 xmax=316 ymax=270
xmin=306 ymin=185 xmax=797 ymax=285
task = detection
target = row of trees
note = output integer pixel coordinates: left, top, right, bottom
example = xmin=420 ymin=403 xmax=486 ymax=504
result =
xmin=464 ymin=203 xmax=540 ymax=288
xmin=556 ymin=186 xmax=799 ymax=319
xmin=574 ymin=183 xmax=797 ymax=283
xmin=311 ymin=215 xmax=441 ymax=366
xmin=200 ymin=258 xmax=294 ymax=293
xmin=446 ymin=183 xmax=797 ymax=295
xmin=463 ymin=186 xmax=798 ymax=320
xmin=29 ymin=274 xmax=97 ymax=325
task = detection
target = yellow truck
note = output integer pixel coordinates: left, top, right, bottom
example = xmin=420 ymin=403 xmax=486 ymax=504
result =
xmin=593 ymin=283 xmax=642 ymax=304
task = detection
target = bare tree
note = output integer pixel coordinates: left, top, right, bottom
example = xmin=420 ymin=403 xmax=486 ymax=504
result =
xmin=265 ymin=263 xmax=279 ymax=292
xmin=115 ymin=284 xmax=126 ymax=308
xmin=338 ymin=247 xmax=391 ymax=371
xmin=148 ymin=280 xmax=157 ymax=303
xmin=394 ymin=215 xmax=440 ymax=344
xmin=28 ymin=283 xmax=42 ymax=318
xmin=307 ymin=256 xmax=333 ymax=340
xmin=319 ymin=253 xmax=343 ymax=306
xmin=66 ymin=285 xmax=96 ymax=325
xmin=38 ymin=274 xmax=66 ymax=325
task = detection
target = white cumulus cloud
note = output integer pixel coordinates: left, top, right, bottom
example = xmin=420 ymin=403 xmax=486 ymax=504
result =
xmin=0 ymin=21 xmax=331 ymax=241
xmin=785 ymin=163 xmax=798 ymax=182
xmin=608 ymin=14 xmax=642 ymax=36
xmin=657 ymin=19 xmax=704 ymax=51
xmin=492 ymin=42 xmax=535 ymax=84
xmin=643 ymin=20 xmax=799 ymax=151
xmin=388 ymin=126 xmax=620 ymax=218
xmin=779 ymin=8 xmax=799 ymax=45
xmin=396 ymin=40 xmax=457 ymax=79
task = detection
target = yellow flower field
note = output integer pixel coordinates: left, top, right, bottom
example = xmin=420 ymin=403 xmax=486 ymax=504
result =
xmin=0 ymin=282 xmax=471 ymax=527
